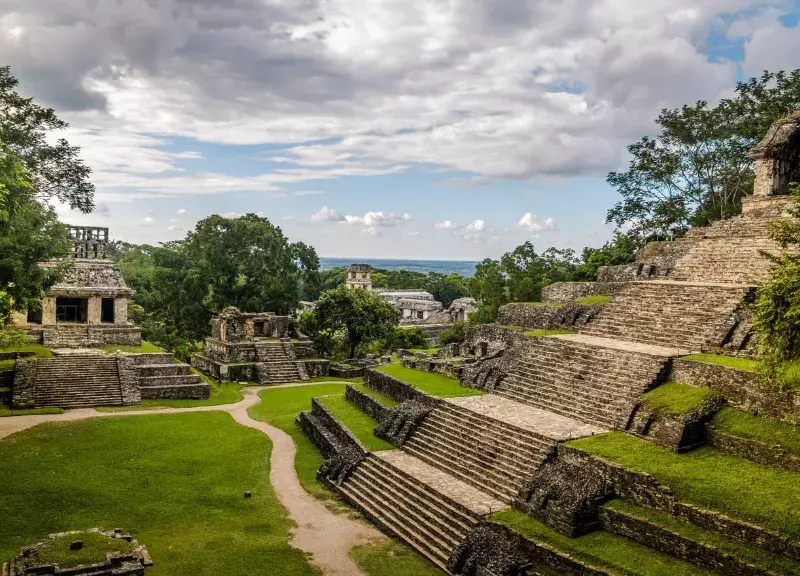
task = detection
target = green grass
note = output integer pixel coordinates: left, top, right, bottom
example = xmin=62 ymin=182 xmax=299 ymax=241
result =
xmin=23 ymin=531 xmax=133 ymax=570
xmin=248 ymin=384 xmax=347 ymax=506
xmin=351 ymin=382 xmax=400 ymax=408
xmin=496 ymin=324 xmax=527 ymax=332
xmin=0 ymin=412 xmax=321 ymax=576
xmin=491 ymin=509 xmax=715 ymax=576
xmin=640 ymin=383 xmax=721 ymax=417
xmin=408 ymin=348 xmax=439 ymax=354
xmin=95 ymin=382 xmax=244 ymax=412
xmin=604 ymin=500 xmax=800 ymax=575
xmin=0 ymin=343 xmax=53 ymax=358
xmin=0 ymin=359 xmax=15 ymax=371
xmin=350 ymin=541 xmax=446 ymax=576
xmin=375 ymin=364 xmax=486 ymax=398
xmin=713 ymin=407 xmax=800 ymax=453
xmin=524 ymin=329 xmax=578 ymax=337
xmin=99 ymin=341 xmax=164 ymax=354
xmin=776 ymin=358 xmax=800 ymax=391
xmin=569 ymin=432 xmax=800 ymax=538
xmin=307 ymin=376 xmax=364 ymax=383
xmin=317 ymin=394 xmax=393 ymax=452
xmin=681 ymin=354 xmax=759 ymax=373
xmin=0 ymin=406 xmax=64 ymax=418
xmin=576 ymin=295 xmax=613 ymax=305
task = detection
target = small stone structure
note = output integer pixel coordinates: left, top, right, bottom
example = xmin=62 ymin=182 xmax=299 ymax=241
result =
xmin=345 ymin=263 xmax=373 ymax=291
xmin=192 ymin=307 xmax=325 ymax=384
xmin=12 ymin=226 xmax=141 ymax=348
xmin=376 ymin=290 xmax=451 ymax=325
xmin=448 ymin=297 xmax=478 ymax=322
xmin=3 ymin=528 xmax=152 ymax=575
xmin=749 ymin=111 xmax=800 ymax=197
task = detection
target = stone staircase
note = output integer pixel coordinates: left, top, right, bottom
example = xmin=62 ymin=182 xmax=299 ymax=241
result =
xmin=582 ymin=281 xmax=754 ymax=350
xmin=402 ymin=401 xmax=555 ymax=502
xmin=339 ymin=452 xmax=501 ymax=570
xmin=42 ymin=325 xmax=90 ymax=348
xmin=255 ymin=342 xmax=301 ymax=383
xmin=131 ymin=353 xmax=207 ymax=399
xmin=33 ymin=356 xmax=123 ymax=408
xmin=494 ymin=336 xmax=670 ymax=429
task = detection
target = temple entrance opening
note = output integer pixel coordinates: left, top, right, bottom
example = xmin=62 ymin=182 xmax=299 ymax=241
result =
xmin=55 ymin=297 xmax=88 ymax=323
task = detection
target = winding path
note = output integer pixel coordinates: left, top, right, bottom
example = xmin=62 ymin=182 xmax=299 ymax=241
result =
xmin=0 ymin=385 xmax=385 ymax=576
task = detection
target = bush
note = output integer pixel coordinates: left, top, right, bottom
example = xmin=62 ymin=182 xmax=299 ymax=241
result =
xmin=377 ymin=327 xmax=427 ymax=354
xmin=438 ymin=322 xmax=466 ymax=346
xmin=0 ymin=329 xmax=27 ymax=348
xmin=468 ymin=304 xmax=498 ymax=325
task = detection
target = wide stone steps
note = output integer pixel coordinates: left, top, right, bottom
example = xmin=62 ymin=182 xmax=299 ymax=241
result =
xmin=138 ymin=375 xmax=203 ymax=387
xmin=33 ymin=357 xmax=123 ymax=408
xmin=493 ymin=386 xmax=618 ymax=430
xmin=135 ymin=364 xmax=191 ymax=377
xmin=340 ymin=454 xmax=481 ymax=570
xmin=583 ymin=282 xmax=753 ymax=350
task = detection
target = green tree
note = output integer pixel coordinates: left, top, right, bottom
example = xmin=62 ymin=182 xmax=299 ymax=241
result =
xmin=579 ymin=233 xmax=640 ymax=280
xmin=469 ymin=258 xmax=507 ymax=323
xmin=0 ymin=66 xmax=95 ymax=212
xmin=0 ymin=150 xmax=70 ymax=324
xmin=607 ymin=69 xmax=800 ymax=240
xmin=302 ymin=285 xmax=400 ymax=358
xmin=425 ymin=272 xmax=469 ymax=307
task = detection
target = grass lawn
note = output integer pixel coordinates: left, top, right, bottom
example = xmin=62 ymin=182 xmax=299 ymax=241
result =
xmin=0 ymin=343 xmax=53 ymax=358
xmin=604 ymin=500 xmax=800 ymax=575
xmin=524 ymin=329 xmax=578 ymax=337
xmin=491 ymin=509 xmax=715 ymax=576
xmin=23 ymin=531 xmax=133 ymax=570
xmin=95 ymin=382 xmax=244 ymax=412
xmin=0 ymin=406 xmax=63 ymax=417
xmin=0 ymin=412 xmax=321 ymax=576
xmin=350 ymin=382 xmax=399 ymax=408
xmin=376 ymin=364 xmax=486 ymax=398
xmin=576 ymin=295 xmax=613 ymax=305
xmin=317 ymin=394 xmax=393 ymax=452
xmin=681 ymin=354 xmax=759 ymax=373
xmin=248 ymin=384 xmax=346 ymax=506
xmin=569 ymin=432 xmax=800 ymax=539
xmin=100 ymin=341 xmax=164 ymax=354
xmin=640 ymin=383 xmax=721 ymax=417
xmin=408 ymin=348 xmax=440 ymax=354
xmin=713 ymin=407 xmax=800 ymax=454
xmin=350 ymin=541 xmax=446 ymax=576
xmin=306 ymin=376 xmax=364 ymax=383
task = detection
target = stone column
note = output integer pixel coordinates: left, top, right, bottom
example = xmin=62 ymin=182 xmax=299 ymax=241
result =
xmin=114 ymin=298 xmax=129 ymax=325
xmin=42 ymin=297 xmax=57 ymax=325
xmin=88 ymin=297 xmax=102 ymax=324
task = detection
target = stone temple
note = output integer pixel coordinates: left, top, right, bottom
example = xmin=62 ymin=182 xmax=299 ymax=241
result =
xmin=297 ymin=113 xmax=800 ymax=574
xmin=12 ymin=226 xmax=141 ymax=349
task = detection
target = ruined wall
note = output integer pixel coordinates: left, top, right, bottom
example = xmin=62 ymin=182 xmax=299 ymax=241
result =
xmin=497 ymin=302 xmax=604 ymax=331
xmin=541 ymin=282 xmax=618 ymax=303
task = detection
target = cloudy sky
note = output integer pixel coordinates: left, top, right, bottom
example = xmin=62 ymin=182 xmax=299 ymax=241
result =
xmin=2 ymin=1 xmax=799 ymax=260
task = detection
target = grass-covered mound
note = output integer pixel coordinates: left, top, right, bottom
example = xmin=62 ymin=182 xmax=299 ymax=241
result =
xmin=524 ymin=329 xmax=578 ymax=337
xmin=0 ymin=343 xmax=53 ymax=359
xmin=491 ymin=509 xmax=716 ymax=576
xmin=640 ymin=383 xmax=722 ymax=417
xmin=569 ymin=432 xmax=800 ymax=538
xmin=712 ymin=407 xmax=800 ymax=454
xmin=681 ymin=354 xmax=759 ymax=373
xmin=351 ymin=382 xmax=399 ymax=408
xmin=317 ymin=394 xmax=393 ymax=452
xmin=23 ymin=531 xmax=133 ymax=570
xmin=350 ymin=541 xmax=446 ymax=576
xmin=604 ymin=500 xmax=800 ymax=575
xmin=248 ymin=384 xmax=346 ymax=505
xmin=99 ymin=341 xmax=164 ymax=354
xmin=575 ymin=295 xmax=612 ymax=305
xmin=0 ymin=412 xmax=321 ymax=576
xmin=376 ymin=364 xmax=485 ymax=398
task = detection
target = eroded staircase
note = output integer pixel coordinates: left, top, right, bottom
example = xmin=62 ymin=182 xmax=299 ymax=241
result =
xmin=255 ymin=342 xmax=302 ymax=383
xmin=33 ymin=356 xmax=123 ymax=408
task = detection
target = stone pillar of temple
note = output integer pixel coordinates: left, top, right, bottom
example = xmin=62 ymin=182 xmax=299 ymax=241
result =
xmin=114 ymin=298 xmax=128 ymax=325
xmin=88 ymin=297 xmax=102 ymax=324
xmin=42 ymin=297 xmax=57 ymax=325
xmin=749 ymin=112 xmax=800 ymax=196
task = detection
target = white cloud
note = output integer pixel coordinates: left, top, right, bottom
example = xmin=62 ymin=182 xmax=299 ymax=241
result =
xmin=457 ymin=219 xmax=487 ymax=243
xmin=406 ymin=230 xmax=421 ymax=238
xmin=282 ymin=215 xmax=297 ymax=220
xmin=169 ymin=218 xmax=178 ymax=223
xmin=361 ymin=227 xmax=381 ymax=237
xmin=435 ymin=220 xmax=458 ymax=230
xmin=345 ymin=211 xmax=413 ymax=227
xmin=177 ymin=209 xmax=187 ymax=215
xmin=518 ymin=213 xmax=558 ymax=232
xmin=311 ymin=206 xmax=346 ymax=222
xmin=447 ymin=175 xmax=494 ymax=188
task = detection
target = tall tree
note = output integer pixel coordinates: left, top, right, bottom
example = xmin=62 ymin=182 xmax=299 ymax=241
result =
xmin=607 ymin=69 xmax=800 ymax=240
xmin=424 ymin=272 xmax=469 ymax=307
xmin=302 ymin=285 xmax=400 ymax=358
xmin=0 ymin=66 xmax=95 ymax=213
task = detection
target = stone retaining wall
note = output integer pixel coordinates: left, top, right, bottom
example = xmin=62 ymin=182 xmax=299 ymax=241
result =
xmin=10 ymin=360 xmax=35 ymax=409
xmin=364 ymin=369 xmax=434 ymax=404
xmin=301 ymin=360 xmax=329 ymax=378
xmin=541 ymin=282 xmax=619 ymax=303
xmin=708 ymin=428 xmax=800 ymax=473
xmin=139 ymin=383 xmax=209 ymax=400
xmin=296 ymin=412 xmax=341 ymax=459
xmin=330 ymin=365 xmax=364 ymax=378
xmin=117 ymin=357 xmax=141 ymax=405
xmin=400 ymin=357 xmax=464 ymax=380
xmin=497 ymin=302 xmax=603 ymax=331
xmin=345 ymin=384 xmax=390 ymax=421
xmin=311 ymin=397 xmax=368 ymax=453
xmin=672 ymin=360 xmax=800 ymax=422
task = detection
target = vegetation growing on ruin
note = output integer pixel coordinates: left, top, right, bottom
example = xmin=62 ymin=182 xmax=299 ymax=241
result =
xmin=350 ymin=382 xmax=399 ymax=408
xmin=491 ymin=509 xmax=716 ymax=576
xmin=376 ymin=364 xmax=486 ymax=398
xmin=95 ymin=381 xmax=243 ymax=412
xmin=0 ymin=412 xmax=323 ymax=576
xmin=640 ymin=383 xmax=721 ymax=417
xmin=317 ymin=394 xmax=394 ymax=451
xmin=603 ymin=500 xmax=800 ymax=575
xmin=569 ymin=432 xmax=800 ymax=538
xmin=524 ymin=329 xmax=578 ymax=337
xmin=575 ymin=295 xmax=613 ymax=305
xmin=99 ymin=341 xmax=164 ymax=354
xmin=0 ymin=342 xmax=53 ymax=358
xmin=712 ymin=407 xmax=800 ymax=454
xmin=26 ymin=532 xmax=133 ymax=570
xmin=437 ymin=321 xmax=466 ymax=346
xmin=681 ymin=353 xmax=759 ymax=372
xmin=350 ymin=541 xmax=447 ymax=576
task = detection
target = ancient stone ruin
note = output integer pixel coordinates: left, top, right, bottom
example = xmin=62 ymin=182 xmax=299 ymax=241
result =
xmin=3 ymin=528 xmax=152 ymax=576
xmin=192 ymin=307 xmax=327 ymax=383
xmin=298 ymin=113 xmax=800 ymax=574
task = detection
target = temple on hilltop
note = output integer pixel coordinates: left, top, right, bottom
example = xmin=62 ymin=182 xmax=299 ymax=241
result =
xmin=12 ymin=225 xmax=141 ymax=349
xmin=191 ymin=307 xmax=328 ymax=384
xmin=294 ymin=113 xmax=800 ymax=574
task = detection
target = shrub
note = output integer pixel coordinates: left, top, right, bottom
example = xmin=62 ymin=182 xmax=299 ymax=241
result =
xmin=468 ymin=304 xmax=498 ymax=325
xmin=0 ymin=328 xmax=27 ymax=348
xmin=438 ymin=322 xmax=466 ymax=346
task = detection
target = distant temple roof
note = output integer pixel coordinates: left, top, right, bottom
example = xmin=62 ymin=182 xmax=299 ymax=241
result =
xmin=348 ymin=263 xmax=372 ymax=273
xmin=67 ymin=225 xmax=109 ymax=259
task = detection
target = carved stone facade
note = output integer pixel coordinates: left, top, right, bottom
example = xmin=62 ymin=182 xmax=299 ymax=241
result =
xmin=749 ymin=111 xmax=800 ymax=196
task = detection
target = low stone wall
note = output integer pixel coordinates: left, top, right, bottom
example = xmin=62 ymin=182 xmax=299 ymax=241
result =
xmin=10 ymin=359 xmax=36 ymax=409
xmin=301 ymin=360 xmax=329 ymax=378
xmin=672 ymin=359 xmax=800 ymax=422
xmin=364 ymin=369 xmax=434 ymax=404
xmin=401 ymin=357 xmax=463 ymax=380
xmin=139 ymin=383 xmax=209 ymax=400
xmin=464 ymin=324 xmax=530 ymax=354
xmin=297 ymin=412 xmax=341 ymax=460
xmin=117 ymin=357 xmax=141 ymax=405
xmin=345 ymin=384 xmax=390 ymax=421
xmin=330 ymin=364 xmax=364 ymax=378
xmin=599 ymin=506 xmax=769 ymax=576
xmin=311 ymin=397 xmax=367 ymax=453
xmin=497 ymin=302 xmax=603 ymax=331
xmin=191 ymin=354 xmax=257 ymax=382
xmin=541 ymin=282 xmax=618 ymax=303
xmin=708 ymin=428 xmax=800 ymax=473
xmin=293 ymin=341 xmax=318 ymax=359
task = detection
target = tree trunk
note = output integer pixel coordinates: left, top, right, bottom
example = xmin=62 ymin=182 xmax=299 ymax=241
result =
xmin=349 ymin=340 xmax=357 ymax=359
